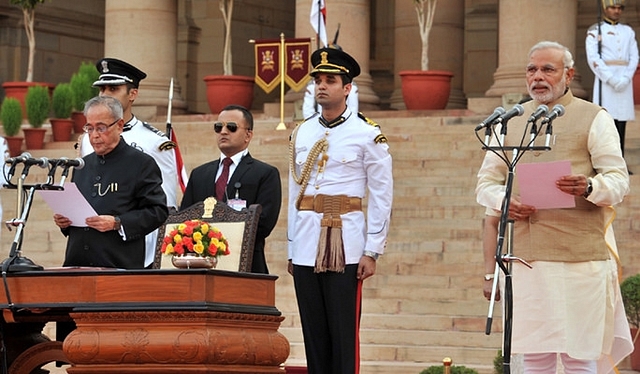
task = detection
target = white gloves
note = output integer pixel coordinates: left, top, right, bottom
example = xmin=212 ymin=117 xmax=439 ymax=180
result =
xmin=607 ymin=76 xmax=631 ymax=92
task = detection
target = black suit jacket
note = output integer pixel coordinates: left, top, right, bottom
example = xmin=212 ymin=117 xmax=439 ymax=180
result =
xmin=180 ymin=153 xmax=282 ymax=273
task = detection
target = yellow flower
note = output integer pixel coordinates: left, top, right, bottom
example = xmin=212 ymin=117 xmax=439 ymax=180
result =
xmin=173 ymin=234 xmax=182 ymax=243
xmin=201 ymin=223 xmax=209 ymax=234
xmin=178 ymin=223 xmax=187 ymax=231
xmin=193 ymin=231 xmax=203 ymax=241
xmin=194 ymin=242 xmax=204 ymax=254
xmin=165 ymin=243 xmax=174 ymax=254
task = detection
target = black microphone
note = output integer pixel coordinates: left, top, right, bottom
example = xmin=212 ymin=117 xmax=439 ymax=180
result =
xmin=527 ymin=104 xmax=549 ymax=123
xmin=496 ymin=104 xmax=525 ymax=124
xmin=541 ymin=104 xmax=565 ymax=124
xmin=5 ymin=152 xmax=32 ymax=165
xmin=475 ymin=107 xmax=506 ymax=131
xmin=23 ymin=157 xmax=49 ymax=168
xmin=58 ymin=158 xmax=85 ymax=186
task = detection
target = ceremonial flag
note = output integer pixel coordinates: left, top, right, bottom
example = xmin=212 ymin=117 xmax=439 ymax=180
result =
xmin=170 ymin=129 xmax=188 ymax=193
xmin=310 ymin=0 xmax=327 ymax=48
xmin=284 ymin=38 xmax=312 ymax=92
xmin=254 ymin=39 xmax=281 ymax=94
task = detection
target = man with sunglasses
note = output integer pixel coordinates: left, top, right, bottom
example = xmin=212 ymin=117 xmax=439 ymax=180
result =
xmin=54 ymin=96 xmax=168 ymax=269
xmin=78 ymin=58 xmax=179 ymax=268
xmin=287 ymin=47 xmax=393 ymax=374
xmin=586 ymin=0 xmax=638 ymax=165
xmin=180 ymin=104 xmax=281 ymax=274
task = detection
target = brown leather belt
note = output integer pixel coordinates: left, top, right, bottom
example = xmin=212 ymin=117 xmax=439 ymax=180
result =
xmin=604 ymin=60 xmax=629 ymax=66
xmin=299 ymin=194 xmax=362 ymax=214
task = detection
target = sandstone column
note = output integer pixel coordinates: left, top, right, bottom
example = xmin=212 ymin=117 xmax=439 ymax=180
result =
xmin=292 ymin=0 xmax=380 ymax=110
xmin=390 ymin=0 xmax=466 ymax=109
xmin=485 ymin=0 xmax=585 ymax=99
xmin=104 ymin=0 xmax=186 ymax=121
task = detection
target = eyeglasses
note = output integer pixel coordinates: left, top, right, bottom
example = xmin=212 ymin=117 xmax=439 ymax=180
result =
xmin=214 ymin=121 xmax=247 ymax=133
xmin=83 ymin=118 xmax=120 ymax=134
xmin=525 ymin=65 xmax=567 ymax=77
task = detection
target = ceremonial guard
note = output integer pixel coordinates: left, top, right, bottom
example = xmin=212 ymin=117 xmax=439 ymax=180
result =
xmin=79 ymin=58 xmax=178 ymax=267
xmin=287 ymin=47 xmax=393 ymax=373
xmin=586 ymin=0 xmax=639 ymax=159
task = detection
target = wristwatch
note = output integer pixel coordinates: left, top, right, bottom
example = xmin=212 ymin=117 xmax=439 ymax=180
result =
xmin=363 ymin=251 xmax=379 ymax=260
xmin=583 ymin=178 xmax=593 ymax=198
xmin=113 ymin=216 xmax=122 ymax=231
xmin=484 ymin=273 xmax=495 ymax=281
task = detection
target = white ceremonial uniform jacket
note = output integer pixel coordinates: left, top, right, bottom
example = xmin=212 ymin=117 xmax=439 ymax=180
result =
xmin=81 ymin=116 xmax=178 ymax=208
xmin=586 ymin=21 xmax=639 ymax=121
xmin=287 ymin=108 xmax=393 ymax=267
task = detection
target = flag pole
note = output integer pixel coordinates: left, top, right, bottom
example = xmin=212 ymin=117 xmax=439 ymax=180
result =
xmin=276 ymin=33 xmax=286 ymax=130
xmin=317 ymin=0 xmax=321 ymax=49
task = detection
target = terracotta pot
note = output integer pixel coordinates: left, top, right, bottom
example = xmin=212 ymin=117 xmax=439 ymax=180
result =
xmin=50 ymin=118 xmax=74 ymax=141
xmin=4 ymin=136 xmax=24 ymax=157
xmin=71 ymin=111 xmax=87 ymax=134
xmin=23 ymin=128 xmax=47 ymax=150
xmin=203 ymin=75 xmax=254 ymax=114
xmin=399 ymin=70 xmax=453 ymax=110
xmin=2 ymin=82 xmax=54 ymax=119
xmin=633 ymin=65 xmax=640 ymax=105
xmin=284 ymin=366 xmax=308 ymax=374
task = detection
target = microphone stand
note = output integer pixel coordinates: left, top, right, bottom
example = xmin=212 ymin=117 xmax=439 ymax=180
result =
xmin=476 ymin=113 xmax=549 ymax=374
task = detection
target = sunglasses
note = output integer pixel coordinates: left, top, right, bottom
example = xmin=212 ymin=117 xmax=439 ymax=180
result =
xmin=214 ymin=121 xmax=245 ymax=133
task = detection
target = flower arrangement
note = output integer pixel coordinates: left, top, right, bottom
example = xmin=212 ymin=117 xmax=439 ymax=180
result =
xmin=161 ymin=219 xmax=230 ymax=258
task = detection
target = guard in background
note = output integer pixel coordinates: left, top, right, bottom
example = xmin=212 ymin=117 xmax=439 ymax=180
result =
xmin=79 ymin=58 xmax=178 ymax=268
xmin=586 ymin=0 xmax=639 ymax=163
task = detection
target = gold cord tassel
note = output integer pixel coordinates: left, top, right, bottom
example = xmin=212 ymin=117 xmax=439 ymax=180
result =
xmin=314 ymin=214 xmax=345 ymax=273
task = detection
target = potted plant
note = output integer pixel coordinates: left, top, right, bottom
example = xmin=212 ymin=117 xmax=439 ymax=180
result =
xmin=399 ymin=0 xmax=453 ymax=110
xmin=24 ymin=84 xmax=49 ymax=149
xmin=203 ymin=0 xmax=254 ymax=114
xmin=160 ymin=219 xmax=231 ymax=269
xmin=621 ymin=273 xmax=640 ymax=370
xmin=69 ymin=62 xmax=99 ymax=133
xmin=1 ymin=0 xmax=51 ymax=118
xmin=50 ymin=83 xmax=74 ymax=141
xmin=0 ymin=98 xmax=24 ymax=157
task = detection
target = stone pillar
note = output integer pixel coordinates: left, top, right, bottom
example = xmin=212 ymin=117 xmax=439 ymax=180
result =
xmin=485 ymin=0 xmax=585 ymax=99
xmin=390 ymin=0 xmax=466 ymax=109
xmin=292 ymin=0 xmax=380 ymax=110
xmin=104 ymin=0 xmax=186 ymax=121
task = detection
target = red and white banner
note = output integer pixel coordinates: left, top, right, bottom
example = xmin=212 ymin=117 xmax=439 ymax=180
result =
xmin=285 ymin=38 xmax=311 ymax=92
xmin=310 ymin=0 xmax=327 ymax=48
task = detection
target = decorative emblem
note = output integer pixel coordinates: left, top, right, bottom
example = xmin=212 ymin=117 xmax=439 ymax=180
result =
xmin=101 ymin=60 xmax=109 ymax=73
xmin=290 ymin=49 xmax=305 ymax=70
xmin=320 ymin=51 xmax=329 ymax=65
xmin=261 ymin=50 xmax=275 ymax=72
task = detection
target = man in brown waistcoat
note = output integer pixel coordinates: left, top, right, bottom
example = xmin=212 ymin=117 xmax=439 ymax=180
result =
xmin=476 ymin=41 xmax=632 ymax=374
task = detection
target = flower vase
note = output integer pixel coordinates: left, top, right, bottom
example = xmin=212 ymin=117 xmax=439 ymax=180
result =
xmin=171 ymin=254 xmax=217 ymax=269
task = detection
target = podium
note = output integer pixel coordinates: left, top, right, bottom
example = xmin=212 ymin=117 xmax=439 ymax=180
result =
xmin=0 ymin=268 xmax=290 ymax=373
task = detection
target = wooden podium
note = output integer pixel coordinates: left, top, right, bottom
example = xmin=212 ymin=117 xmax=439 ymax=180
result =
xmin=0 ymin=268 xmax=290 ymax=373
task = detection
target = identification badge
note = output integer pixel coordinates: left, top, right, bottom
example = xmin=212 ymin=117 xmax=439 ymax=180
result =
xmin=227 ymin=198 xmax=247 ymax=211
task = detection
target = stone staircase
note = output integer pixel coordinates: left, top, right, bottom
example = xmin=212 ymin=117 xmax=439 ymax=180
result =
xmin=2 ymin=110 xmax=639 ymax=374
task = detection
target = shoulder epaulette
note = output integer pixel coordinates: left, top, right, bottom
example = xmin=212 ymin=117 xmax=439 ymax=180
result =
xmin=142 ymin=122 xmax=168 ymax=138
xmin=159 ymin=140 xmax=176 ymax=151
xmin=358 ymin=112 xmax=379 ymax=128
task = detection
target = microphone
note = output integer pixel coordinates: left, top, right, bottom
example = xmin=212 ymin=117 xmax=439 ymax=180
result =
xmin=527 ymin=104 xmax=549 ymax=123
xmin=475 ymin=107 xmax=506 ymax=131
xmin=58 ymin=158 xmax=85 ymax=186
xmin=541 ymin=104 xmax=565 ymax=124
xmin=23 ymin=157 xmax=49 ymax=168
xmin=496 ymin=104 xmax=525 ymax=124
xmin=6 ymin=152 xmax=32 ymax=165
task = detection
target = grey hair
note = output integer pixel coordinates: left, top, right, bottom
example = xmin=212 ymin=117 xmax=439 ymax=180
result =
xmin=529 ymin=41 xmax=574 ymax=68
xmin=83 ymin=95 xmax=124 ymax=120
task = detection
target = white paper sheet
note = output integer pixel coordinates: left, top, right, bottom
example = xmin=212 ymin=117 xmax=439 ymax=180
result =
xmin=38 ymin=182 xmax=97 ymax=227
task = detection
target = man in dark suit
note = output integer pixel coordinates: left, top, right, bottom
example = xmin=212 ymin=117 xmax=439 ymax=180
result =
xmin=180 ymin=105 xmax=282 ymax=274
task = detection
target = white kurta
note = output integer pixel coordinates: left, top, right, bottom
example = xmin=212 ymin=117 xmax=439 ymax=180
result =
xmin=287 ymin=109 xmax=392 ymax=266
xmin=586 ymin=21 xmax=639 ymax=121
xmin=476 ymin=104 xmax=632 ymax=373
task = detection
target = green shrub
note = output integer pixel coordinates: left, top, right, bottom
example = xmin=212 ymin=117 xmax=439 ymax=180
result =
xmin=25 ymin=85 xmax=50 ymax=128
xmin=52 ymin=83 xmax=74 ymax=118
xmin=70 ymin=61 xmax=99 ymax=111
xmin=621 ymin=273 xmax=640 ymax=328
xmin=419 ymin=364 xmax=479 ymax=374
xmin=493 ymin=350 xmax=503 ymax=374
xmin=0 ymin=98 xmax=23 ymax=137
